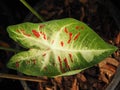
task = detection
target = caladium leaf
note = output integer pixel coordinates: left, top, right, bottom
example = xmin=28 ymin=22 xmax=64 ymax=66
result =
xmin=7 ymin=18 xmax=117 ymax=77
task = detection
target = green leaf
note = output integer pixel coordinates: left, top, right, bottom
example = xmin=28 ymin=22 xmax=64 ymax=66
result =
xmin=7 ymin=18 xmax=117 ymax=77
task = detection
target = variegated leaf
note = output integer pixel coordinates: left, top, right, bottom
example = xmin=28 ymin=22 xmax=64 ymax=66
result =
xmin=7 ymin=18 xmax=117 ymax=77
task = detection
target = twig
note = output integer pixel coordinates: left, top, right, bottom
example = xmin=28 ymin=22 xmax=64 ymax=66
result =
xmin=0 ymin=46 xmax=20 ymax=52
xmin=0 ymin=73 xmax=47 ymax=83
xmin=18 ymin=72 xmax=31 ymax=90
xmin=20 ymin=0 xmax=44 ymax=22
xmin=20 ymin=80 xmax=31 ymax=90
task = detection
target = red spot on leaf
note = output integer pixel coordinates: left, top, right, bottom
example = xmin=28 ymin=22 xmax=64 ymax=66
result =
xmin=60 ymin=41 xmax=64 ymax=47
xmin=40 ymin=32 xmax=42 ymax=34
xmin=16 ymin=29 xmax=31 ymax=37
xmin=64 ymin=27 xmax=68 ymax=33
xmin=42 ymin=33 xmax=47 ymax=40
xmin=74 ymin=32 xmax=80 ymax=41
xmin=16 ymin=29 xmax=24 ymax=33
xmin=64 ymin=58 xmax=70 ymax=70
xmin=75 ymin=26 xmax=84 ymax=30
xmin=39 ymin=24 xmax=45 ymax=29
xmin=58 ymin=56 xmax=64 ymax=72
xmin=67 ymin=32 xmax=73 ymax=44
xmin=69 ymin=54 xmax=73 ymax=62
xmin=76 ymin=26 xmax=80 ymax=30
xmin=32 ymin=30 xmax=40 ymax=38
xmin=16 ymin=30 xmax=20 ymax=33
xmin=15 ymin=61 xmax=19 ymax=68
xmin=39 ymin=32 xmax=47 ymax=40
xmin=23 ymin=33 xmax=31 ymax=37
xmin=58 ymin=56 xmax=61 ymax=63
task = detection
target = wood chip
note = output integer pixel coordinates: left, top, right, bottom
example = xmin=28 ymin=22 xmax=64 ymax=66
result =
xmin=54 ymin=77 xmax=62 ymax=84
xmin=98 ymin=57 xmax=120 ymax=83
xmin=71 ymin=78 xmax=78 ymax=90
xmin=76 ymin=73 xmax=87 ymax=82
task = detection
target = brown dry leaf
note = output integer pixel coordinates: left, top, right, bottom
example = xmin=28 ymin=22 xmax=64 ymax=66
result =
xmin=98 ymin=57 xmax=120 ymax=83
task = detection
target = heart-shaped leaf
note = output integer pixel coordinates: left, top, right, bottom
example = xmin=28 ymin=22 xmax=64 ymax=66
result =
xmin=7 ymin=18 xmax=117 ymax=77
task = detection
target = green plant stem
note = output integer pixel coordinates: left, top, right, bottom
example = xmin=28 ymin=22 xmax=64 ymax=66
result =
xmin=20 ymin=0 xmax=44 ymax=22
xmin=0 ymin=46 xmax=20 ymax=52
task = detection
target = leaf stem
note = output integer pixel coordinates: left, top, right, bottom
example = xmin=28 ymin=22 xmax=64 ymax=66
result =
xmin=0 ymin=73 xmax=47 ymax=83
xmin=20 ymin=0 xmax=44 ymax=22
xmin=0 ymin=46 xmax=20 ymax=52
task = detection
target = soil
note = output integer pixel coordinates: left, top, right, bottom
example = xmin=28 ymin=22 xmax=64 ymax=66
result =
xmin=0 ymin=0 xmax=120 ymax=90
